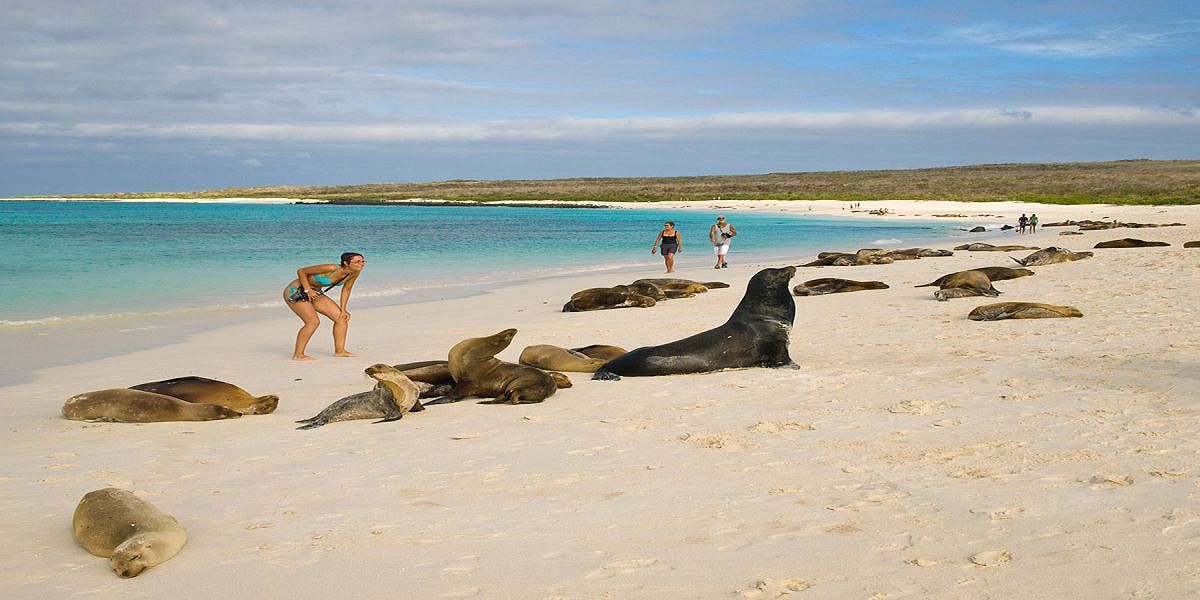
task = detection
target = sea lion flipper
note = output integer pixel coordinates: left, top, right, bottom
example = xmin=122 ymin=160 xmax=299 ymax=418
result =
xmin=592 ymin=369 xmax=621 ymax=381
xmin=372 ymin=415 xmax=402 ymax=424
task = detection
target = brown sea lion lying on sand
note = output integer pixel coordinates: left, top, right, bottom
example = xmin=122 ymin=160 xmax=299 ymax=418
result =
xmin=63 ymin=389 xmax=242 ymax=423
xmin=922 ymin=270 xmax=1001 ymax=301
xmin=968 ymin=302 xmax=1083 ymax=320
xmin=792 ymin=278 xmax=889 ymax=296
xmin=295 ymin=364 xmax=422 ymax=429
xmin=1044 ymin=220 xmax=1185 ymax=230
xmin=1093 ymin=238 xmax=1171 ymax=248
xmin=129 ymin=377 xmax=278 ymax=415
xmin=953 ymin=243 xmax=1041 ymax=252
xmin=1012 ymin=247 xmax=1093 ymax=266
xmin=1185 ymin=241 xmax=1200 ymax=248
xmin=916 ymin=267 xmax=1033 ymax=288
xmin=571 ymin=344 xmax=628 ymax=360
xmin=519 ymin=344 xmax=610 ymax=373
xmin=563 ymin=279 xmax=727 ymax=311
xmin=73 ymin=488 xmax=187 ymax=578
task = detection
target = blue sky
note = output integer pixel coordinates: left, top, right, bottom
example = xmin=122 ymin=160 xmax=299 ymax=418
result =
xmin=2 ymin=0 xmax=1197 ymax=195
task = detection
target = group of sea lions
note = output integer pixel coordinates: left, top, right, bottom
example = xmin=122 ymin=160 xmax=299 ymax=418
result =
xmin=563 ymin=277 xmax=730 ymax=311
xmin=62 ymin=377 xmax=278 ymax=423
xmin=800 ymin=247 xmax=952 ymax=267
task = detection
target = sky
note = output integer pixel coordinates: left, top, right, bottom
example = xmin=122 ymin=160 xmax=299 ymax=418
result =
xmin=2 ymin=0 xmax=1198 ymax=195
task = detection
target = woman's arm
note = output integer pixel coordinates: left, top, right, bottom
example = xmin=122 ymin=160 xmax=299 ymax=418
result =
xmin=296 ymin=264 xmax=334 ymax=292
xmin=337 ymin=273 xmax=358 ymax=313
xmin=728 ymin=224 xmax=737 ymax=236
xmin=652 ymin=230 xmax=664 ymax=249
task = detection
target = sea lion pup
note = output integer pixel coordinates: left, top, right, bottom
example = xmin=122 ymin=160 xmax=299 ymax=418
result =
xmin=594 ymin=266 xmax=797 ymax=380
xmin=1093 ymin=238 xmax=1171 ymax=248
xmin=570 ymin=344 xmax=628 ymax=360
xmin=519 ymin=344 xmax=609 ymax=373
xmin=1185 ymin=241 xmax=1200 ymax=248
xmin=792 ymin=278 xmax=889 ymax=296
xmin=953 ymin=243 xmax=1041 ymax=252
xmin=916 ymin=267 xmax=1033 ymax=288
xmin=62 ymin=389 xmax=242 ymax=423
xmin=1012 ymin=247 xmax=1094 ymax=266
xmin=295 ymin=364 xmax=420 ymax=429
xmin=426 ymin=328 xmax=559 ymax=405
xmin=968 ymin=302 xmax=1083 ymax=321
xmin=73 ymin=488 xmax=187 ymax=578
xmin=562 ymin=286 xmax=656 ymax=312
xmin=128 ymin=377 xmax=278 ymax=415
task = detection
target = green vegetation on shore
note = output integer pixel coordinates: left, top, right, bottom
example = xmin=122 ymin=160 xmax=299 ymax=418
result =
xmin=50 ymin=159 xmax=1200 ymax=205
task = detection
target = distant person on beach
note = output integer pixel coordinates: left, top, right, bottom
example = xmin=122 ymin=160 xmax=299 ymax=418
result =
xmin=284 ymin=252 xmax=365 ymax=360
xmin=1029 ymin=213 xmax=1039 ymax=233
xmin=1018 ymin=214 xmax=1028 ymax=234
xmin=709 ymin=215 xmax=736 ymax=269
xmin=652 ymin=221 xmax=682 ymax=273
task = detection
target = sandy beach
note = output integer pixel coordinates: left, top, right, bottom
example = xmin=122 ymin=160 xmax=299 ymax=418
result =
xmin=2 ymin=200 xmax=1198 ymax=598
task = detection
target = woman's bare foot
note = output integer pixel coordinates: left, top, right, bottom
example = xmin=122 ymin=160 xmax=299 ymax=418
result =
xmin=292 ymin=354 xmax=315 ymax=361
xmin=334 ymin=351 xmax=356 ymax=357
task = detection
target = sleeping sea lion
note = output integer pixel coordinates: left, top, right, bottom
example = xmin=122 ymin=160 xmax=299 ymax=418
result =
xmin=62 ymin=389 xmax=242 ymax=423
xmin=968 ymin=302 xmax=1084 ymax=320
xmin=427 ymin=328 xmax=559 ymax=405
xmin=1012 ymin=247 xmax=1093 ymax=266
xmin=519 ymin=345 xmax=609 ymax=373
xmin=128 ymin=377 xmax=278 ymax=415
xmin=570 ymin=344 xmax=628 ymax=360
xmin=1184 ymin=241 xmax=1200 ymax=248
xmin=919 ymin=270 xmax=1000 ymax=301
xmin=295 ymin=364 xmax=420 ymax=429
xmin=562 ymin=286 xmax=656 ymax=312
xmin=73 ymin=488 xmax=187 ymax=578
xmin=953 ymin=243 xmax=1041 ymax=252
xmin=1093 ymin=238 xmax=1171 ymax=248
xmin=792 ymin=278 xmax=889 ymax=296
xmin=594 ymin=266 xmax=796 ymax=379
xmin=389 ymin=360 xmax=454 ymax=385
xmin=916 ymin=267 xmax=1032 ymax=288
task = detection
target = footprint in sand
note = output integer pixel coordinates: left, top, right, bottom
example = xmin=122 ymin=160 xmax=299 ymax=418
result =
xmin=738 ymin=578 xmax=811 ymax=598
xmin=969 ymin=550 xmax=1012 ymax=567
xmin=583 ymin=558 xmax=660 ymax=580
xmin=887 ymin=399 xmax=950 ymax=415
xmin=749 ymin=421 xmax=814 ymax=433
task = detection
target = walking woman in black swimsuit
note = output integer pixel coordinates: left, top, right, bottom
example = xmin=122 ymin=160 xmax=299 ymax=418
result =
xmin=651 ymin=221 xmax=682 ymax=273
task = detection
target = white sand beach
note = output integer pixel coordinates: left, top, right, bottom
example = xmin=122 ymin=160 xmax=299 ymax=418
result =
xmin=2 ymin=200 xmax=1198 ymax=598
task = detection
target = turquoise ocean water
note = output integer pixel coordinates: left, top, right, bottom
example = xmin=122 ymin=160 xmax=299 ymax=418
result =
xmin=0 ymin=201 xmax=971 ymax=384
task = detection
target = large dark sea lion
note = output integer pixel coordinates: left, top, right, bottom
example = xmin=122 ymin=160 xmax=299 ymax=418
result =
xmin=968 ymin=302 xmax=1083 ymax=321
xmin=128 ymin=377 xmax=278 ymax=415
xmin=428 ymin=328 xmax=559 ymax=404
xmin=295 ymin=364 xmax=421 ymax=429
xmin=519 ymin=345 xmax=609 ymax=373
xmin=62 ymin=389 xmax=242 ymax=423
xmin=1093 ymin=238 xmax=1171 ymax=248
xmin=792 ymin=278 xmax=888 ymax=296
xmin=594 ymin=266 xmax=797 ymax=379
xmin=73 ymin=488 xmax=187 ymax=578
xmin=1012 ymin=247 xmax=1093 ymax=266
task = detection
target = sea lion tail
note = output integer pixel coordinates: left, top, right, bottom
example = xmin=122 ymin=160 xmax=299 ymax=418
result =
xmin=591 ymin=369 xmax=621 ymax=381
xmin=296 ymin=419 xmax=326 ymax=430
xmin=1010 ymin=257 xmax=1026 ymax=266
xmin=913 ymin=282 xmax=935 ymax=288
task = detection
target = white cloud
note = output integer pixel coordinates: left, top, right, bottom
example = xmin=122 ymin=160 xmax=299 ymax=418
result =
xmin=948 ymin=24 xmax=1184 ymax=57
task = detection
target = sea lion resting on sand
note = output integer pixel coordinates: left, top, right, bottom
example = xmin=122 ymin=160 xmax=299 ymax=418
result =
xmin=793 ymin=278 xmax=889 ymax=296
xmin=73 ymin=488 xmax=187 ymax=578
xmin=295 ymin=364 xmax=421 ymax=429
xmin=968 ymin=302 xmax=1083 ymax=321
xmin=1185 ymin=241 xmax=1200 ymax=248
xmin=128 ymin=376 xmax=278 ymax=415
xmin=62 ymin=389 xmax=242 ymax=423
xmin=918 ymin=270 xmax=1001 ymax=301
xmin=519 ymin=344 xmax=609 ymax=373
xmin=594 ymin=266 xmax=797 ymax=379
xmin=427 ymin=328 xmax=561 ymax=405
xmin=916 ymin=267 xmax=1033 ymax=288
xmin=571 ymin=344 xmax=628 ymax=360
xmin=563 ymin=285 xmax=656 ymax=312
xmin=953 ymin=243 xmax=1041 ymax=252
xmin=1093 ymin=238 xmax=1171 ymax=248
xmin=1012 ymin=247 xmax=1093 ymax=266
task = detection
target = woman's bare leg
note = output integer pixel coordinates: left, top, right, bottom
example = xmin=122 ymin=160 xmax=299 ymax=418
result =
xmin=285 ymin=293 xmax=321 ymax=360
xmin=312 ymin=296 xmax=354 ymax=357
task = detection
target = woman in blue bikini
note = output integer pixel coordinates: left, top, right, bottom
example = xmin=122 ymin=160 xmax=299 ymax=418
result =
xmin=284 ymin=252 xmax=365 ymax=360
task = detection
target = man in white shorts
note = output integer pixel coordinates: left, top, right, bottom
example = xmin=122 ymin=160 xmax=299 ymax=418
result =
xmin=709 ymin=215 xmax=736 ymax=269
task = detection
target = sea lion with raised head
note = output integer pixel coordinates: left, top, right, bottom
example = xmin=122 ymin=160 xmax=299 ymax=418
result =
xmin=792 ymin=278 xmax=889 ymax=296
xmin=968 ymin=302 xmax=1084 ymax=321
xmin=427 ymin=328 xmax=559 ymax=405
xmin=62 ymin=389 xmax=242 ymax=423
xmin=128 ymin=377 xmax=278 ymax=415
xmin=1093 ymin=238 xmax=1171 ymax=248
xmin=1012 ymin=247 xmax=1093 ymax=266
xmin=519 ymin=344 xmax=609 ymax=373
xmin=73 ymin=488 xmax=187 ymax=578
xmin=594 ymin=266 xmax=797 ymax=379
xmin=295 ymin=364 xmax=421 ymax=429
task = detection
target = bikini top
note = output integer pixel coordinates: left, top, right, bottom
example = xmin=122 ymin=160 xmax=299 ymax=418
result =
xmin=661 ymin=233 xmax=678 ymax=243
xmin=312 ymin=271 xmax=346 ymax=287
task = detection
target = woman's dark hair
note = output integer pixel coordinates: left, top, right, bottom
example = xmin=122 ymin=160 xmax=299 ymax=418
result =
xmin=664 ymin=221 xmax=675 ymax=227
xmin=341 ymin=252 xmax=364 ymax=266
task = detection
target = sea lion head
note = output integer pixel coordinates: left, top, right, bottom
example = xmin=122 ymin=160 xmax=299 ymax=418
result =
xmin=110 ymin=537 xmax=157 ymax=578
xmin=732 ymin=266 xmax=796 ymax=324
xmin=448 ymin=328 xmax=518 ymax=370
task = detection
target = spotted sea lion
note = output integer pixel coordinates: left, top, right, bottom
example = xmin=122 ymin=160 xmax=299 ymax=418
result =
xmin=570 ymin=344 xmax=628 ymax=360
xmin=73 ymin=488 xmax=187 ymax=578
xmin=62 ymin=389 xmax=241 ymax=423
xmin=968 ymin=302 xmax=1084 ymax=321
xmin=519 ymin=344 xmax=609 ymax=373
xmin=128 ymin=377 xmax=278 ymax=415
xmin=1093 ymin=238 xmax=1171 ymax=248
xmin=562 ymin=286 xmax=656 ymax=312
xmin=1012 ymin=247 xmax=1093 ymax=266
xmin=594 ymin=266 xmax=797 ymax=379
xmin=295 ymin=364 xmax=420 ymax=429
xmin=427 ymin=328 xmax=559 ymax=405
xmin=792 ymin=278 xmax=889 ymax=296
